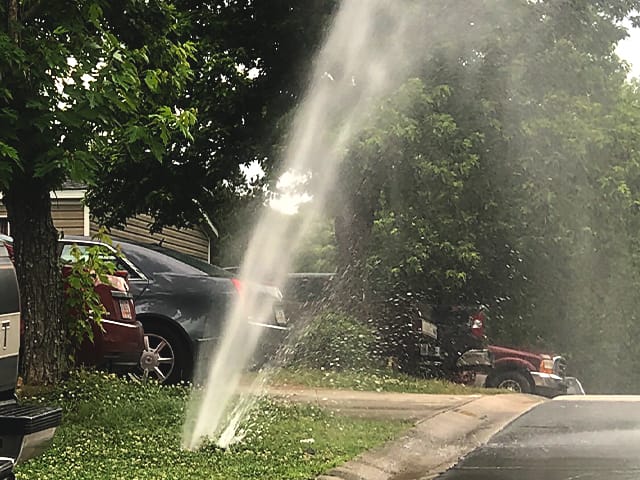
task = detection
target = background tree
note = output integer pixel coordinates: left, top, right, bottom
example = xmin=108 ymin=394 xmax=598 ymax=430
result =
xmin=0 ymin=0 xmax=195 ymax=384
xmin=86 ymin=0 xmax=339 ymax=233
xmin=326 ymin=0 xmax=640 ymax=390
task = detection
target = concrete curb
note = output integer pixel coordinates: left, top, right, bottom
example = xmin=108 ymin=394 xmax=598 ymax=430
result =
xmin=317 ymin=394 xmax=544 ymax=480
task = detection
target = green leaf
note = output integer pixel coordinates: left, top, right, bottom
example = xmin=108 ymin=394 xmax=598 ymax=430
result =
xmin=144 ymin=71 xmax=159 ymax=92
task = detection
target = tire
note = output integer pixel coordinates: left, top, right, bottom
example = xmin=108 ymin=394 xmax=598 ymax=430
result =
xmin=489 ymin=370 xmax=532 ymax=393
xmin=137 ymin=321 xmax=192 ymax=384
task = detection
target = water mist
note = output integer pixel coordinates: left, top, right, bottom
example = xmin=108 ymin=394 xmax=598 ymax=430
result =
xmin=183 ymin=0 xmax=425 ymax=450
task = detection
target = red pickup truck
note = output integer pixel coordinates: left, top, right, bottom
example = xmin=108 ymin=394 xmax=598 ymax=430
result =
xmin=486 ymin=345 xmax=576 ymax=397
xmin=414 ymin=304 xmax=584 ymax=397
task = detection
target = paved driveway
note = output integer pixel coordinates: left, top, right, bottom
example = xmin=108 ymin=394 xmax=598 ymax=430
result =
xmin=436 ymin=396 xmax=640 ymax=480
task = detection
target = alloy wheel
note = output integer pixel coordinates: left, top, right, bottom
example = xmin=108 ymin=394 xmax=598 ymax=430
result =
xmin=135 ymin=333 xmax=175 ymax=383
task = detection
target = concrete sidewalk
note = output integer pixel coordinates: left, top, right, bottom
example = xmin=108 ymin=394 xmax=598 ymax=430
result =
xmin=267 ymin=386 xmax=479 ymax=420
xmin=265 ymin=387 xmax=544 ymax=480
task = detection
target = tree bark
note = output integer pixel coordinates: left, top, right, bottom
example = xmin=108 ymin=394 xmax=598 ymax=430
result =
xmin=3 ymin=178 xmax=68 ymax=384
xmin=7 ymin=0 xmax=19 ymax=43
xmin=333 ymin=193 xmax=376 ymax=307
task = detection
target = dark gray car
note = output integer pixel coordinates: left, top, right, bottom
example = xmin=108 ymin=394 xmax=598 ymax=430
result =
xmin=61 ymin=237 xmax=288 ymax=384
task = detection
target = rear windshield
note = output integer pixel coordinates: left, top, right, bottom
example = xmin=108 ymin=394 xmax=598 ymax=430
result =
xmin=148 ymin=246 xmax=233 ymax=278
xmin=120 ymin=243 xmax=232 ymax=278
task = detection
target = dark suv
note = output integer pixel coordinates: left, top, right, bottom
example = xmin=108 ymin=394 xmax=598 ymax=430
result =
xmin=0 ymin=243 xmax=61 ymax=478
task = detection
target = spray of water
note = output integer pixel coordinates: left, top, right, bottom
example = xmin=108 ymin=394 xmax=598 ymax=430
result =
xmin=182 ymin=0 xmax=427 ymax=450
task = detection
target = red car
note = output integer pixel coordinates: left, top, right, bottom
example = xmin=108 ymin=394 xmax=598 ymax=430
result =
xmin=1 ymin=235 xmax=145 ymax=374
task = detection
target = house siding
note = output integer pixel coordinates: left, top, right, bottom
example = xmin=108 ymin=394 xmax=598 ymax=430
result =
xmin=0 ymin=198 xmax=85 ymax=235
xmin=91 ymin=214 xmax=210 ymax=262
xmin=1 ymin=195 xmax=210 ymax=262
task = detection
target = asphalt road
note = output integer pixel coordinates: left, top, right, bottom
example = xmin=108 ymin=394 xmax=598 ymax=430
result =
xmin=435 ymin=396 xmax=640 ymax=480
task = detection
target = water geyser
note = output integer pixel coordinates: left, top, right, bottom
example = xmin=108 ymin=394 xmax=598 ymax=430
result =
xmin=183 ymin=0 xmax=425 ymax=450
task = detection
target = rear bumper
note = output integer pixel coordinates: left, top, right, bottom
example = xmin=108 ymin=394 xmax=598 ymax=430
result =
xmin=102 ymin=350 xmax=145 ymax=373
xmin=194 ymin=321 xmax=289 ymax=368
xmin=531 ymin=371 xmax=567 ymax=397
xmin=0 ymin=402 xmax=62 ymax=463
xmin=78 ymin=320 xmax=145 ymax=373
xmin=101 ymin=319 xmax=145 ymax=356
xmin=0 ymin=458 xmax=13 ymax=480
xmin=249 ymin=321 xmax=289 ymax=366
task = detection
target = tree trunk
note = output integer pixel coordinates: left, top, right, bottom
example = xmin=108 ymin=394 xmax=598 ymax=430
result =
xmin=3 ymin=179 xmax=68 ymax=384
xmin=333 ymin=194 xmax=376 ymax=307
xmin=7 ymin=0 xmax=19 ymax=43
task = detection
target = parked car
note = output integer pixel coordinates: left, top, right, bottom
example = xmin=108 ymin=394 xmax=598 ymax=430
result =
xmin=281 ymin=273 xmax=493 ymax=384
xmin=0 ymin=234 xmax=145 ymax=375
xmin=0 ymin=243 xmax=62 ymax=477
xmin=486 ymin=344 xmax=569 ymax=397
xmin=60 ymin=237 xmax=288 ymax=384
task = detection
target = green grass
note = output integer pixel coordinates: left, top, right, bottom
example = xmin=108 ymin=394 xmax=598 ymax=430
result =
xmin=16 ymin=371 xmax=408 ymax=480
xmin=271 ymin=367 xmax=504 ymax=394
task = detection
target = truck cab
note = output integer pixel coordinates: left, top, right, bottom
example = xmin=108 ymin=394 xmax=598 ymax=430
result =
xmin=0 ymin=243 xmax=61 ymax=478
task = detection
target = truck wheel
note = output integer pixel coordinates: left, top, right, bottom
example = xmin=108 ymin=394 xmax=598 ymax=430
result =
xmin=490 ymin=371 xmax=532 ymax=393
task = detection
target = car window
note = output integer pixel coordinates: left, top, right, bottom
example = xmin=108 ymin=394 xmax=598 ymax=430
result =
xmin=60 ymin=243 xmax=142 ymax=280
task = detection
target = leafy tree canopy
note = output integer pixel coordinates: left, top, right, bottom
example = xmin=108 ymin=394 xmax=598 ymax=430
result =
xmin=0 ymin=0 xmax=195 ymax=383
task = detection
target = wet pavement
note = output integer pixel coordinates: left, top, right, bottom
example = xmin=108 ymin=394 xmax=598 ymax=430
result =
xmin=314 ymin=394 xmax=543 ymax=480
xmin=435 ymin=396 xmax=640 ymax=480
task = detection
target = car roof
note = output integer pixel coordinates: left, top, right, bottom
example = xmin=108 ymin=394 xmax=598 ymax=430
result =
xmin=62 ymin=236 xmax=230 ymax=279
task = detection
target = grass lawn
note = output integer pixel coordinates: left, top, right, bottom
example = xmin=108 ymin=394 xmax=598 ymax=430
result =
xmin=16 ymin=372 xmax=408 ymax=480
xmin=271 ymin=367 xmax=503 ymax=395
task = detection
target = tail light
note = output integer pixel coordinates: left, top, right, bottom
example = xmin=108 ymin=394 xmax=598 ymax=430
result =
xmin=470 ymin=311 xmax=485 ymax=339
xmin=104 ymin=274 xmax=128 ymax=292
xmin=4 ymin=242 xmax=14 ymax=262
xmin=231 ymin=278 xmax=244 ymax=294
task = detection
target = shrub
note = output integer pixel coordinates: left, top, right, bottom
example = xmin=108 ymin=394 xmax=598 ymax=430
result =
xmin=289 ymin=311 xmax=379 ymax=371
xmin=62 ymin=230 xmax=117 ymax=348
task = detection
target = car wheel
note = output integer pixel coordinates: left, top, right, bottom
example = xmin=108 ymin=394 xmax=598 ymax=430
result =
xmin=135 ymin=322 xmax=191 ymax=384
xmin=491 ymin=371 xmax=532 ymax=393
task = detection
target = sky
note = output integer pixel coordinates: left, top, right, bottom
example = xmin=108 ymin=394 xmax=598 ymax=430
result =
xmin=617 ymin=20 xmax=640 ymax=78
